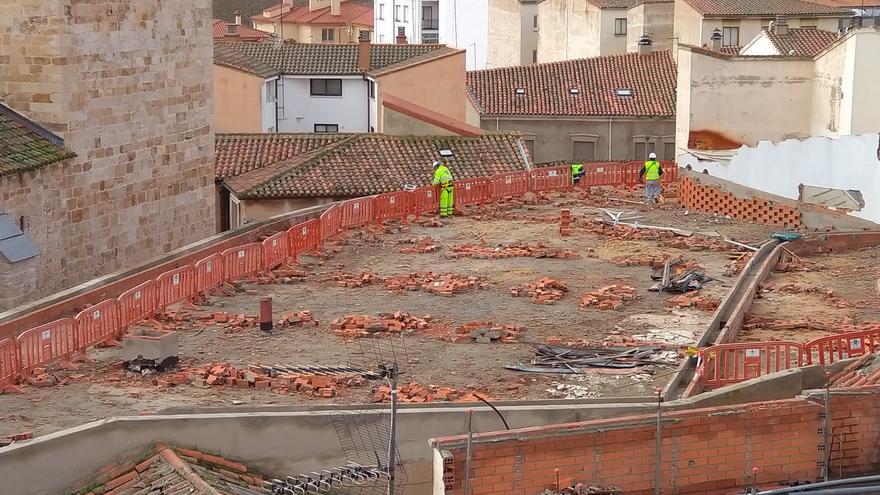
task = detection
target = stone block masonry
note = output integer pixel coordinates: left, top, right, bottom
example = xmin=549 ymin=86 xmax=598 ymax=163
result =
xmin=0 ymin=0 xmax=215 ymax=310
xmin=434 ymin=390 xmax=880 ymax=495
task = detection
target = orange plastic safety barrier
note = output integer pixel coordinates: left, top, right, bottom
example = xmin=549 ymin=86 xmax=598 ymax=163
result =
xmin=16 ymin=318 xmax=78 ymax=375
xmin=531 ymin=166 xmax=572 ymax=192
xmin=490 ymin=171 xmax=531 ymax=200
xmin=697 ymin=342 xmax=804 ymax=388
xmin=804 ymin=329 xmax=880 ymax=365
xmin=374 ymin=191 xmax=412 ymax=223
xmin=0 ymin=338 xmax=19 ymax=386
xmin=222 ymin=243 xmax=263 ymax=282
xmin=320 ymin=205 xmax=343 ymax=240
xmin=338 ymin=197 xmax=375 ymax=230
xmin=156 ymin=265 xmax=197 ymax=310
xmin=455 ymin=177 xmax=491 ymax=207
xmin=75 ymin=299 xmax=122 ymax=350
xmin=410 ymin=185 xmax=438 ymax=217
xmin=261 ymin=231 xmax=289 ymax=271
xmin=117 ymin=280 xmax=158 ymax=331
xmin=288 ymin=219 xmax=321 ymax=262
xmin=195 ymin=253 xmax=225 ymax=293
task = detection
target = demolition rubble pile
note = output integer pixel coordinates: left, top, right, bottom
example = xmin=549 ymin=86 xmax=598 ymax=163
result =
xmin=207 ymin=310 xmax=318 ymax=330
xmin=665 ymin=292 xmax=719 ymax=311
xmin=510 ymin=278 xmax=569 ymax=304
xmin=449 ymin=242 xmax=580 ymax=260
xmin=371 ymin=382 xmax=492 ymax=403
xmin=330 ymin=312 xmax=435 ymax=338
xmin=580 ymin=285 xmax=639 ymax=310
xmin=506 ymin=343 xmax=677 ymax=373
xmin=451 ymin=321 xmax=526 ymax=343
xmin=384 ymin=272 xmax=488 ymax=296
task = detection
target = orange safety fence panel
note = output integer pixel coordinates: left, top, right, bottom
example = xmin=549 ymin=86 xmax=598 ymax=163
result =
xmin=339 ymin=196 xmax=375 ymax=230
xmin=698 ymin=341 xmax=804 ymax=388
xmin=374 ymin=191 xmax=412 ymax=223
xmin=16 ymin=318 xmax=78 ymax=375
xmin=117 ymin=280 xmax=158 ymax=331
xmin=222 ymin=243 xmax=263 ymax=282
xmin=75 ymin=299 xmax=122 ymax=350
xmin=411 ymin=185 xmax=438 ymax=216
xmin=455 ymin=177 xmax=491 ymax=207
xmin=156 ymin=265 xmax=197 ymax=309
xmin=262 ymin=231 xmax=289 ymax=271
xmin=581 ymin=162 xmax=624 ymax=187
xmin=490 ymin=171 xmax=531 ymax=200
xmin=195 ymin=253 xmax=225 ymax=293
xmin=531 ymin=166 xmax=571 ymax=192
xmin=0 ymin=338 xmax=19 ymax=385
xmin=320 ymin=205 xmax=343 ymax=240
xmin=288 ymin=218 xmax=321 ymax=261
xmin=804 ymin=329 xmax=880 ymax=365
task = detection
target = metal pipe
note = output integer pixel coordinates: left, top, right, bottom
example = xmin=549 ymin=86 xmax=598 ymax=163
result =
xmin=774 ymin=487 xmax=880 ymax=495
xmin=756 ymin=476 xmax=880 ymax=494
xmin=464 ymin=409 xmax=474 ymax=495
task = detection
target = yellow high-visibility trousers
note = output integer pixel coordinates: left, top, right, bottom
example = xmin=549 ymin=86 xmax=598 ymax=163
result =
xmin=440 ymin=183 xmax=454 ymax=217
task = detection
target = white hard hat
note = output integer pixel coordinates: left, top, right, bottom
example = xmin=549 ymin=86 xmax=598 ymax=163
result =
xmin=432 ymin=161 xmax=441 ymax=168
xmin=648 ymin=152 xmax=657 ymax=159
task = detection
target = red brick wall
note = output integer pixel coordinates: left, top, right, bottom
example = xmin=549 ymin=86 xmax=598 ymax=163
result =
xmin=436 ymin=390 xmax=880 ymax=495
xmin=679 ymin=177 xmax=802 ymax=229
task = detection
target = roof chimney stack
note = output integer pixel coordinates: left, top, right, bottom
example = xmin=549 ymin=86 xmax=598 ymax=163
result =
xmin=849 ymin=15 xmax=863 ymax=32
xmin=331 ymin=0 xmax=341 ymax=16
xmin=637 ymin=33 xmax=653 ymax=55
xmin=358 ymin=30 xmax=371 ymax=71
xmin=226 ymin=22 xmax=238 ymax=37
xmin=234 ymin=10 xmax=242 ymax=25
xmin=773 ymin=15 xmax=789 ymax=36
xmin=396 ymin=26 xmax=408 ymax=44
xmin=710 ymin=28 xmax=722 ymax=50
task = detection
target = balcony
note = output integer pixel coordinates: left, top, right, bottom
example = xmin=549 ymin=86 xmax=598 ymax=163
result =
xmin=422 ymin=18 xmax=439 ymax=30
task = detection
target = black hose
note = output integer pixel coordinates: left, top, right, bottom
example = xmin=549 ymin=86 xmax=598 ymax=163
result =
xmin=472 ymin=393 xmax=510 ymax=430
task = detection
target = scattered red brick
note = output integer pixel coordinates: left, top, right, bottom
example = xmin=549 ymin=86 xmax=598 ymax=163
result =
xmin=665 ymin=292 xmax=719 ymax=311
xmin=384 ymin=272 xmax=488 ymax=296
xmin=5 ymin=431 xmax=33 ymax=442
xmin=331 ymin=271 xmax=378 ymax=288
xmin=276 ymin=310 xmax=319 ymax=328
xmin=372 ymin=382 xmax=494 ymax=403
xmin=776 ymin=259 xmax=823 ymax=273
xmin=580 ymin=285 xmax=639 ymax=310
xmin=610 ymin=254 xmax=671 ymax=268
xmin=398 ymin=236 xmax=441 ymax=254
xmin=451 ymin=321 xmax=525 ymax=343
xmin=511 ymin=278 xmax=569 ymax=304
xmin=559 ymin=208 xmax=572 ymax=237
xmin=450 ymin=242 xmax=579 ymax=260
xmin=330 ymin=312 xmax=436 ymax=338
xmin=171 ymin=362 xmax=363 ymax=398
xmin=742 ymin=315 xmax=880 ymax=334
xmin=724 ymin=253 xmax=751 ymax=277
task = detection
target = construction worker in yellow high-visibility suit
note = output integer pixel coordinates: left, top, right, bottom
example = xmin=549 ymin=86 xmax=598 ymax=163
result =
xmin=432 ymin=160 xmax=454 ymax=218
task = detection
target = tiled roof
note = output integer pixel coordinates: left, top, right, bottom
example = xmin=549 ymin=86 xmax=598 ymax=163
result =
xmin=213 ymin=42 xmax=281 ymax=78
xmin=222 ymin=133 xmax=530 ymax=199
xmin=213 ymin=0 xmax=281 ymax=23
xmin=277 ymin=0 xmax=374 ymax=26
xmin=466 ymin=50 xmax=676 ymax=117
xmin=719 ymin=45 xmax=741 ymax=55
xmin=586 ymin=0 xmax=672 ymax=8
xmin=0 ymin=104 xmax=75 ymax=177
xmin=214 ymin=41 xmax=457 ymax=76
xmin=763 ymin=27 xmax=840 ymax=56
xmin=79 ymin=444 xmax=266 ymax=495
xmin=212 ymin=19 xmax=272 ymax=41
xmin=683 ymin=0 xmax=853 ymax=16
xmin=216 ymin=133 xmax=350 ymax=179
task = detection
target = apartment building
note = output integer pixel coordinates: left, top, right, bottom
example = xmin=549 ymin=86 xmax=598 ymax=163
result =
xmin=251 ymin=0 xmax=373 ymax=43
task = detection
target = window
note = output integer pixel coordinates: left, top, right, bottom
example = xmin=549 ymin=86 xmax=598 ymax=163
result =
xmin=664 ymin=142 xmax=675 ymax=160
xmin=379 ymin=3 xmax=384 ymax=20
xmin=368 ymin=80 xmax=376 ymax=99
xmin=310 ymin=79 xmax=343 ymax=96
xmin=395 ymin=5 xmax=401 ymax=21
xmin=403 ymin=5 xmax=409 ymax=21
xmin=573 ymin=142 xmax=595 ymax=162
xmin=229 ymin=195 xmax=242 ymax=229
xmin=614 ymin=18 xmax=627 ymax=36
xmin=265 ymin=80 xmax=276 ymax=102
xmin=423 ymin=5 xmax=438 ymax=29
xmin=722 ymin=26 xmax=739 ymax=46
xmin=314 ymin=124 xmax=339 ymax=132
xmin=532 ymin=49 xmax=537 ymax=64
xmin=533 ymin=14 xmax=538 ymax=31
xmin=379 ymin=34 xmax=385 ymax=42
xmin=322 ymin=28 xmax=335 ymax=42
xmin=634 ymin=141 xmax=655 ymax=160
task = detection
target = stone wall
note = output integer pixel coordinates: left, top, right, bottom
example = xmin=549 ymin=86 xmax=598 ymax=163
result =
xmin=0 ymin=0 xmax=216 ymax=310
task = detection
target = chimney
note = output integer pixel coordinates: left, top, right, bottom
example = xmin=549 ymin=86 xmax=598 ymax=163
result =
xmin=396 ymin=26 xmax=408 ymax=44
xmin=849 ymin=15 xmax=863 ymax=31
xmin=357 ymin=30 xmax=371 ymax=71
xmin=234 ymin=10 xmax=242 ymax=25
xmin=637 ymin=34 xmax=652 ymax=55
xmin=773 ymin=15 xmax=789 ymax=36
xmin=226 ymin=22 xmax=238 ymax=37
xmin=710 ymin=28 xmax=722 ymax=50
xmin=331 ymin=0 xmax=341 ymax=16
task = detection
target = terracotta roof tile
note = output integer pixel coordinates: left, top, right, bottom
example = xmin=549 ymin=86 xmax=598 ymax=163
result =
xmin=282 ymin=1 xmax=374 ymax=26
xmin=0 ymin=104 xmax=75 ymax=177
xmin=214 ymin=41 xmax=455 ymax=76
xmin=683 ymin=0 xmax=853 ymax=16
xmin=221 ymin=133 xmax=530 ymax=199
xmin=216 ymin=133 xmax=350 ymax=179
xmin=587 ymin=0 xmax=672 ymax=8
xmin=763 ymin=27 xmax=840 ymax=56
xmin=466 ymin=50 xmax=676 ymax=117
xmin=213 ymin=42 xmax=281 ymax=78
xmin=212 ymin=19 xmax=272 ymax=41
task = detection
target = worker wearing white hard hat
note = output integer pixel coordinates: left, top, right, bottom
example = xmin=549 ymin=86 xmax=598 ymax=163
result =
xmin=639 ymin=152 xmax=663 ymax=207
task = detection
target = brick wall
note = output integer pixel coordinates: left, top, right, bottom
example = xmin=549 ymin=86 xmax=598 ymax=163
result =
xmin=435 ymin=390 xmax=880 ymax=495
xmin=0 ymin=0 xmax=215 ymax=310
xmin=679 ymin=177 xmax=802 ymax=229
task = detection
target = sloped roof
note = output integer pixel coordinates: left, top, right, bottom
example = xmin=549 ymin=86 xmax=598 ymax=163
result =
xmin=683 ymin=0 xmax=853 ymax=16
xmin=763 ymin=27 xmax=840 ymax=56
xmin=221 ymin=133 xmax=530 ymax=199
xmin=212 ymin=19 xmax=272 ymax=41
xmin=213 ymin=41 xmax=458 ymax=76
xmin=275 ymin=0 xmax=374 ymax=26
xmin=213 ymin=42 xmax=281 ymax=78
xmin=0 ymin=104 xmax=75 ymax=177
xmin=586 ymin=0 xmax=672 ymax=8
xmin=216 ymin=133 xmax=351 ymax=179
xmin=466 ymin=50 xmax=676 ymax=117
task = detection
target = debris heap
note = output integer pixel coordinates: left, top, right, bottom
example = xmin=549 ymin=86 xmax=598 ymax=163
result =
xmin=449 ymin=242 xmax=579 ymax=260
xmin=665 ymin=292 xmax=719 ymax=311
xmin=452 ymin=321 xmax=525 ymax=343
xmin=580 ymin=285 xmax=639 ymax=310
xmin=511 ymin=278 xmax=569 ymax=304
xmin=398 ymin=236 xmax=441 ymax=254
xmin=372 ymin=383 xmax=492 ymax=403
xmin=384 ymin=272 xmax=488 ymax=296
xmin=331 ymin=312 xmax=433 ymax=338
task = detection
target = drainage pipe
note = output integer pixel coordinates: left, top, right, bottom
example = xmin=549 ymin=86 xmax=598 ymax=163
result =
xmin=756 ymin=476 xmax=880 ymax=494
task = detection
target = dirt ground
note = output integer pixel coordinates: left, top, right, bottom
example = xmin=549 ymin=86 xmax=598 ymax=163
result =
xmin=0 ymin=192 xmax=778 ymax=439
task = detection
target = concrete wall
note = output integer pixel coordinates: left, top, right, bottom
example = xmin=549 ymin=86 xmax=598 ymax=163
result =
xmin=278 ymin=76 xmax=368 ymax=132
xmin=628 ymin=2 xmax=674 ymax=52
xmin=214 ymin=66 xmax=266 ymax=133
xmin=383 ymin=106 xmax=460 ymax=135
xmin=846 ymin=30 xmax=880 ymax=135
xmin=673 ymin=0 xmax=704 ymax=46
xmin=520 ymin=1 xmax=540 ymax=64
xmin=376 ymin=52 xmax=467 ymax=124
xmin=241 ymin=197 xmax=335 ymax=224
xmin=678 ymin=133 xmax=880 ymax=225
xmin=0 ymin=0 xmax=216 ymax=311
xmin=487 ymin=0 xmax=522 ymax=68
xmin=537 ymin=0 xmax=600 ymax=62
xmin=481 ymin=117 xmax=675 ymax=162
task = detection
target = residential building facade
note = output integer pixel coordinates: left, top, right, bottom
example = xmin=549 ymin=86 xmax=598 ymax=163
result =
xmin=521 ymin=0 xmax=542 ymax=64
xmin=251 ymin=0 xmax=373 ymax=43
xmin=0 ymin=0 xmax=216 ymax=310
xmin=213 ymin=35 xmax=467 ymax=134
xmin=467 ymin=47 xmax=677 ymax=163
xmin=213 ymin=16 xmax=273 ymax=42
xmin=537 ymin=0 xmax=674 ymax=62
xmin=673 ymin=0 xmax=852 ymax=51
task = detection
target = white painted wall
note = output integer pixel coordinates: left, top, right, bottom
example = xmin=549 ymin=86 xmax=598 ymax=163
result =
xmin=439 ymin=0 xmax=489 ymax=70
xmin=368 ymin=78 xmax=379 ymax=132
xmin=679 ymin=134 xmax=880 ymax=224
xmin=374 ymin=0 xmax=418 ymax=43
xmin=739 ymin=32 xmax=779 ymax=55
xmin=277 ymin=76 xmax=368 ymax=133
xmin=261 ymin=78 xmax=279 ymax=132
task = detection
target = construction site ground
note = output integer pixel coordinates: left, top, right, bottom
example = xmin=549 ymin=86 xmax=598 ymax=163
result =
xmin=737 ymin=245 xmax=880 ymax=343
xmin=0 ymin=190 xmax=780 ymax=440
